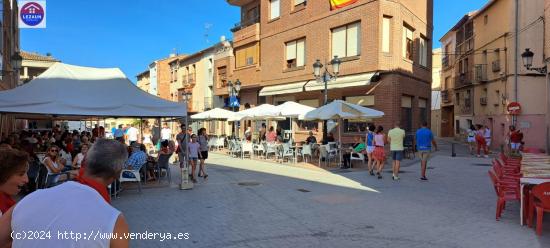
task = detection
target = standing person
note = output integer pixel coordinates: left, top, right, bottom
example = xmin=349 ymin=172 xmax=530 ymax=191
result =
xmin=142 ymin=127 xmax=153 ymax=151
xmin=176 ymin=124 xmax=188 ymax=168
xmin=244 ymin=127 xmax=252 ymax=142
xmin=475 ymin=125 xmax=489 ymax=158
xmin=259 ymin=123 xmax=267 ymax=141
xmin=0 ymin=139 xmax=130 ymax=247
xmin=484 ymin=125 xmax=492 ymax=152
xmin=466 ymin=125 xmax=476 ymax=155
xmin=365 ymin=125 xmax=376 ymax=176
xmin=197 ymin=128 xmax=209 ymax=180
xmin=415 ymin=122 xmax=438 ymax=181
xmin=114 ymin=124 xmax=125 ymax=143
xmin=0 ymin=148 xmax=29 ymax=216
xmin=509 ymin=125 xmax=523 ymax=153
xmin=91 ymin=124 xmax=99 ymax=139
xmin=161 ymin=123 xmax=172 ymax=142
xmin=372 ymin=126 xmax=386 ymax=179
xmin=126 ymin=124 xmax=139 ymax=145
xmin=187 ymin=134 xmax=201 ymax=183
xmin=387 ymin=122 xmax=405 ymax=180
xmin=98 ymin=126 xmax=106 ymax=138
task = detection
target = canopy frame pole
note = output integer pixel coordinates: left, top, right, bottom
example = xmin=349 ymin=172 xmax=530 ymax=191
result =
xmin=139 ymin=118 xmax=143 ymax=144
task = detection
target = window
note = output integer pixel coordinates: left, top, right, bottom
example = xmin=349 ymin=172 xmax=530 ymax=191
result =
xmin=402 ymin=25 xmax=414 ymax=60
xmin=299 ymin=99 xmax=319 ymax=107
xmin=419 ymin=36 xmax=428 ymax=66
xmin=419 ymin=98 xmax=427 ymax=124
xmin=270 ymin=0 xmax=280 ymax=20
xmin=332 ymin=22 xmax=360 ymax=58
xmin=344 ymin=120 xmax=372 ymax=133
xmin=297 ymin=120 xmax=319 ymax=132
xmin=382 ymin=16 xmax=391 ymax=53
xmin=285 ymin=38 xmax=305 ymax=68
xmin=484 ymin=15 xmax=488 ymax=25
xmin=444 ymin=76 xmax=450 ymax=89
xmin=294 ymin=0 xmax=306 ymax=6
xmin=235 ymin=43 xmax=258 ymax=68
xmin=217 ymin=66 xmax=227 ymax=88
xmin=401 ymin=96 xmax=413 ymax=132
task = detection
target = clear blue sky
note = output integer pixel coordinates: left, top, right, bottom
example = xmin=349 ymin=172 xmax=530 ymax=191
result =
xmin=22 ymin=0 xmax=488 ymax=82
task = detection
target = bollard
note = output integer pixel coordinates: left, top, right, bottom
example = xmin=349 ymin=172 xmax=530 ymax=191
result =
xmin=451 ymin=143 xmax=456 ymax=157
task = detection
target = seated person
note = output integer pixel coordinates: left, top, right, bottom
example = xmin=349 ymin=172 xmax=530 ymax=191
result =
xmin=266 ymin=127 xmax=277 ymax=142
xmin=123 ymin=142 xmax=147 ymax=178
xmin=322 ymin=132 xmax=336 ymax=145
xmin=342 ymin=137 xmax=366 ymax=169
xmin=305 ymin=131 xmax=317 ymax=144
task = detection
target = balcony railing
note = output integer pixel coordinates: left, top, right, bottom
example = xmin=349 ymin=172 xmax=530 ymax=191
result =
xmin=454 ymin=71 xmax=473 ymax=88
xmin=492 ymin=60 xmax=501 ymax=72
xmin=480 ymin=97 xmax=487 ymax=105
xmin=474 ymin=64 xmax=488 ymax=83
xmin=188 ymin=73 xmax=196 ymax=85
xmin=204 ymin=97 xmax=212 ymax=110
xmin=230 ymin=15 xmax=259 ymax=32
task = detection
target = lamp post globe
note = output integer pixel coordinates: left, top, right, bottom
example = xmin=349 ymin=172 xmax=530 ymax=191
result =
xmin=521 ymin=48 xmax=534 ymax=69
xmin=331 ymin=56 xmax=341 ymax=75
xmin=313 ymin=59 xmax=323 ymax=78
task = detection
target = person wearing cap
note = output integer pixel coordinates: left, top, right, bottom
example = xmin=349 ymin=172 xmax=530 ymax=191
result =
xmin=123 ymin=142 xmax=147 ymax=179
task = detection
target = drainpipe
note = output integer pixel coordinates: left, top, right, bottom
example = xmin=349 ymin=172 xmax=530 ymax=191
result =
xmin=514 ymin=0 xmax=519 ymax=103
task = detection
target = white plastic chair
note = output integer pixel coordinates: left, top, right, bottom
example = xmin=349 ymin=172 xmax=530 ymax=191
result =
xmin=208 ymin=137 xmax=218 ymax=151
xmin=350 ymin=151 xmax=365 ymax=168
xmin=300 ymin=144 xmax=313 ymax=163
xmin=216 ymin=137 xmax=225 ymax=150
xmin=241 ymin=142 xmax=254 ymax=159
xmin=253 ymin=142 xmax=265 ymax=158
xmin=282 ymin=143 xmax=295 ymax=163
xmin=263 ymin=142 xmax=277 ymax=160
xmin=319 ymin=145 xmax=337 ymax=167
xmin=119 ymin=163 xmax=145 ymax=193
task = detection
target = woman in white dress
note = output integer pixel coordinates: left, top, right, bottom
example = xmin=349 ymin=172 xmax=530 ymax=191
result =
xmin=142 ymin=128 xmax=153 ymax=152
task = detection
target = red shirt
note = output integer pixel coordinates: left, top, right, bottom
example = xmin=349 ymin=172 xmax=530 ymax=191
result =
xmin=510 ymin=131 xmax=523 ymax=143
xmin=0 ymin=192 xmax=16 ymax=214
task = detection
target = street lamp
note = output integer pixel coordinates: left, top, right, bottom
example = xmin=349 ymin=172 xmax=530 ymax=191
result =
xmin=227 ymin=79 xmax=241 ymax=138
xmin=11 ymin=52 xmax=22 ymax=71
xmin=312 ymin=56 xmax=341 ymax=140
xmin=521 ymin=48 xmax=547 ymax=74
xmin=521 ymin=48 xmax=550 ymax=155
xmin=180 ymin=90 xmax=193 ymax=190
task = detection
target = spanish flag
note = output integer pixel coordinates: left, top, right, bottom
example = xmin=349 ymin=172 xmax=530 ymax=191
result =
xmin=330 ymin=0 xmax=359 ymax=10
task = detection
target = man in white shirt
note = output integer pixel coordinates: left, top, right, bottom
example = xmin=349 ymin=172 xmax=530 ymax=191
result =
xmin=484 ymin=125 xmax=492 ymax=147
xmin=126 ymin=124 xmax=139 ymax=144
xmin=161 ymin=123 xmax=172 ymax=141
xmin=0 ymin=139 xmax=130 ymax=247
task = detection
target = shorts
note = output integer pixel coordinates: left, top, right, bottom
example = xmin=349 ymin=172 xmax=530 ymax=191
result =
xmin=366 ymin=146 xmax=375 ymax=154
xmin=391 ymin=151 xmax=404 ymax=161
xmin=200 ymin=151 xmax=208 ymax=159
xmin=418 ymin=151 xmax=431 ymax=161
xmin=511 ymin=143 xmax=521 ymax=150
xmin=467 ymin=137 xmax=475 ymax=143
xmin=189 ymin=157 xmax=198 ymax=161
xmin=485 ymin=139 xmax=491 ymax=146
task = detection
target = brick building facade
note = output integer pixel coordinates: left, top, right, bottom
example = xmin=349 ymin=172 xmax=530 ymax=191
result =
xmin=215 ymin=0 xmax=433 ymax=140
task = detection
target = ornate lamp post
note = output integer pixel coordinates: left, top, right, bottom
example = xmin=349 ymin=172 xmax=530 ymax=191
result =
xmin=521 ymin=48 xmax=549 ymax=154
xmin=180 ymin=90 xmax=193 ymax=190
xmin=312 ymin=56 xmax=341 ymax=141
xmin=227 ymin=79 xmax=241 ymax=138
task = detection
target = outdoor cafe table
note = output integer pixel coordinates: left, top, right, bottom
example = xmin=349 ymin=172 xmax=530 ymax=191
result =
xmin=519 ymin=153 xmax=550 ymax=225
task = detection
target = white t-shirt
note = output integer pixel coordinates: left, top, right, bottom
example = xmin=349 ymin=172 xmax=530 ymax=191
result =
xmin=127 ymin=127 xmax=139 ymax=142
xmin=161 ymin=127 xmax=172 ymax=140
xmin=59 ymin=150 xmax=72 ymax=167
xmin=12 ymin=182 xmax=120 ymax=248
xmin=74 ymin=153 xmax=85 ymax=168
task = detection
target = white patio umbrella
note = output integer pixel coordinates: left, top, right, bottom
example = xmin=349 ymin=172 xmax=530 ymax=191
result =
xmin=272 ymin=101 xmax=316 ymax=141
xmin=191 ymin=108 xmax=238 ymax=136
xmin=190 ymin=108 xmax=236 ymax=120
xmin=303 ymin=100 xmax=384 ymax=166
xmin=228 ymin=104 xmax=281 ymax=121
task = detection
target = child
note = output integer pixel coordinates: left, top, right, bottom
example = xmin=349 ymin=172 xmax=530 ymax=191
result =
xmin=187 ymin=134 xmax=202 ymax=183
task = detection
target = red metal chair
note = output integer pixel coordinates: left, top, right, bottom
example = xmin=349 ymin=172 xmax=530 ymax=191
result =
xmin=488 ymin=170 xmax=520 ymax=220
xmin=529 ymin=182 xmax=550 ymax=235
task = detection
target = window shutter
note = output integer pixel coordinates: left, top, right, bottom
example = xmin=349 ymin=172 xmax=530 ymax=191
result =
xmin=401 ymin=96 xmax=412 ymax=108
xmin=286 ymin=41 xmax=297 ymax=60
xmin=332 ymin=26 xmax=346 ymax=58
xmin=347 ymin=22 xmax=360 ymax=56
xmin=296 ymin=39 xmax=305 ymax=67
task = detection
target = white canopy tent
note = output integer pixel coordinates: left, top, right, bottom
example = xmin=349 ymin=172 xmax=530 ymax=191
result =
xmin=0 ymin=63 xmax=187 ymax=118
xmin=303 ymin=100 xmax=384 ymax=165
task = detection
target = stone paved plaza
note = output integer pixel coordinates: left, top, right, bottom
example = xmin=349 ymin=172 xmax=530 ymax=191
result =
xmin=112 ymin=141 xmax=550 ymax=248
